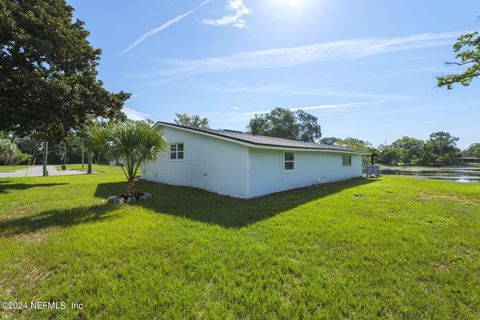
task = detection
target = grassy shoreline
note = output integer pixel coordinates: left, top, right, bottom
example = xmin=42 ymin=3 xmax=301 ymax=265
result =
xmin=0 ymin=165 xmax=479 ymax=319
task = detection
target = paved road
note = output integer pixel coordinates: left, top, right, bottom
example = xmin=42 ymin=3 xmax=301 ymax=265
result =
xmin=0 ymin=165 xmax=91 ymax=178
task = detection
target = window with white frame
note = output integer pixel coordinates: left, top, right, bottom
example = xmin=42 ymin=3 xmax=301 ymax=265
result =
xmin=284 ymin=152 xmax=295 ymax=171
xmin=169 ymin=143 xmax=184 ymax=160
xmin=342 ymin=155 xmax=352 ymax=167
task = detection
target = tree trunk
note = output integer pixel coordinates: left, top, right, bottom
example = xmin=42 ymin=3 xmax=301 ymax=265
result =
xmin=42 ymin=140 xmax=48 ymax=177
xmin=126 ymin=180 xmax=136 ymax=196
xmin=64 ymin=143 xmax=67 ymax=166
xmin=87 ymin=152 xmax=93 ymax=174
xmin=81 ymin=146 xmax=85 ymax=170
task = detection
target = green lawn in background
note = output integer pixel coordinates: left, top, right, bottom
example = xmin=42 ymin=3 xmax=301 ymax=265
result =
xmin=0 ymin=165 xmax=27 ymax=172
xmin=0 ymin=165 xmax=479 ymax=319
xmin=53 ymin=164 xmax=121 ymax=173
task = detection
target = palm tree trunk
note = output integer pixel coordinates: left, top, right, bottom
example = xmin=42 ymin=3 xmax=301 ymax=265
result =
xmin=126 ymin=179 xmax=136 ymax=196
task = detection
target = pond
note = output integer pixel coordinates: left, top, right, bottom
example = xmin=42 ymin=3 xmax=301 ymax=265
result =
xmin=380 ymin=165 xmax=480 ymax=183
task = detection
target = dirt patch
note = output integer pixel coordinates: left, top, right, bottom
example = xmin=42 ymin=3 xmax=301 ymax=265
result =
xmin=415 ymin=191 xmax=480 ymax=206
xmin=434 ymin=264 xmax=450 ymax=272
xmin=13 ymin=229 xmax=49 ymax=244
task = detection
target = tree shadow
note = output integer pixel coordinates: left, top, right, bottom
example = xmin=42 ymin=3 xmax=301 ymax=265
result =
xmin=0 ymin=204 xmax=120 ymax=237
xmin=95 ymin=178 xmax=377 ymax=228
xmin=0 ymin=181 xmax=68 ymax=194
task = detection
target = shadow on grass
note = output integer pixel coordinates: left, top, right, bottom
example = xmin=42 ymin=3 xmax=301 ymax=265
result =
xmin=95 ymin=177 xmax=376 ymax=228
xmin=0 ymin=204 xmax=120 ymax=237
xmin=0 ymin=181 xmax=68 ymax=194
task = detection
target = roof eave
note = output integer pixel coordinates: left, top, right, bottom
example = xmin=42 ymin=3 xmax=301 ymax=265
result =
xmin=155 ymin=121 xmax=371 ymax=155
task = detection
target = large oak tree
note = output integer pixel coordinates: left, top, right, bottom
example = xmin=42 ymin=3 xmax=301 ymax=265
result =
xmin=0 ymin=0 xmax=130 ymax=142
xmin=247 ymin=108 xmax=321 ymax=142
xmin=438 ymin=31 xmax=480 ymax=89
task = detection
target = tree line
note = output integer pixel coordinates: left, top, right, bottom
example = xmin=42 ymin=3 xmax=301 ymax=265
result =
xmin=320 ymin=133 xmax=474 ymax=166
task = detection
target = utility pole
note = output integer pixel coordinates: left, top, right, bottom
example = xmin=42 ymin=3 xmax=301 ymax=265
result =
xmin=42 ymin=140 xmax=48 ymax=176
xmin=61 ymin=143 xmax=67 ymax=170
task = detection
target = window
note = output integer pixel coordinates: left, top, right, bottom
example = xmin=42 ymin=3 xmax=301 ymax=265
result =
xmin=342 ymin=155 xmax=352 ymax=167
xmin=169 ymin=143 xmax=184 ymax=160
xmin=284 ymin=152 xmax=295 ymax=171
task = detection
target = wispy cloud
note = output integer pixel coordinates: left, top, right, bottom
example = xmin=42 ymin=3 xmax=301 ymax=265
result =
xmin=199 ymin=82 xmax=413 ymax=100
xmin=240 ymin=101 xmax=378 ymax=116
xmin=203 ymin=0 xmax=252 ymax=28
xmin=134 ymin=31 xmax=463 ymax=80
xmin=124 ymin=107 xmax=149 ymax=121
xmin=121 ymin=0 xmax=212 ymax=55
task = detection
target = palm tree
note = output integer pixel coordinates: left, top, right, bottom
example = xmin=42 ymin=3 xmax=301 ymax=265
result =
xmin=83 ymin=121 xmax=110 ymax=174
xmin=86 ymin=121 xmax=165 ymax=195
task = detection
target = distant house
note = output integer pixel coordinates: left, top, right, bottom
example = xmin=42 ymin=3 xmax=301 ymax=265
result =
xmin=458 ymin=157 xmax=480 ymax=164
xmin=142 ymin=122 xmax=370 ymax=198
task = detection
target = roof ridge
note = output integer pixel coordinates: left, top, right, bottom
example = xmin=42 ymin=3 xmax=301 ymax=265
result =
xmin=155 ymin=121 xmax=370 ymax=155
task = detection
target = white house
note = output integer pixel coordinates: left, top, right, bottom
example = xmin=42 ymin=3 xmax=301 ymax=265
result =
xmin=142 ymin=122 xmax=370 ymax=199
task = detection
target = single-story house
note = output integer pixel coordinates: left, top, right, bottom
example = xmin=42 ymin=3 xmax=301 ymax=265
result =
xmin=142 ymin=121 xmax=370 ymax=199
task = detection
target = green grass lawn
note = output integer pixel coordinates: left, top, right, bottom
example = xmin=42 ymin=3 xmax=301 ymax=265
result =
xmin=54 ymin=164 xmax=121 ymax=173
xmin=0 ymin=166 xmax=479 ymax=319
xmin=0 ymin=165 xmax=27 ymax=172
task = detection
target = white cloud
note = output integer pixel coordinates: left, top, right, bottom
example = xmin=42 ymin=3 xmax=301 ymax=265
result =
xmin=123 ymin=107 xmax=149 ymax=121
xmin=203 ymin=0 xmax=252 ymax=28
xmin=199 ymin=83 xmax=413 ymax=100
xmin=241 ymin=102 xmax=374 ymax=116
xmin=121 ymin=0 xmax=212 ymax=55
xmin=136 ymin=31 xmax=464 ymax=80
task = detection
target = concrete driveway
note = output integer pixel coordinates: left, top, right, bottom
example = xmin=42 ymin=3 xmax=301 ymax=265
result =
xmin=0 ymin=165 xmax=91 ymax=178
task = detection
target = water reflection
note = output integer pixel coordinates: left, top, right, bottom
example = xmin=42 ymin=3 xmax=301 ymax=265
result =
xmin=380 ymin=166 xmax=480 ymax=183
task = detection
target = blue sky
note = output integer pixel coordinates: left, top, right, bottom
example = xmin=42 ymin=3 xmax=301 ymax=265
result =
xmin=69 ymin=0 xmax=479 ymax=149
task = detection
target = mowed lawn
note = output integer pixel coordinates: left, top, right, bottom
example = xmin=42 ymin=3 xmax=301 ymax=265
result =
xmin=0 ymin=166 xmax=479 ymax=319
xmin=0 ymin=165 xmax=27 ymax=172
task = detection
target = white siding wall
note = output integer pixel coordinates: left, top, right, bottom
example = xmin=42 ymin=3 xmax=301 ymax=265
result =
xmin=248 ymin=148 xmax=362 ymax=198
xmin=142 ymin=126 xmax=249 ymax=198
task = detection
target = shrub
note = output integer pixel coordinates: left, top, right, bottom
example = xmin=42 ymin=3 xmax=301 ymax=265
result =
xmin=0 ymin=139 xmax=29 ymax=165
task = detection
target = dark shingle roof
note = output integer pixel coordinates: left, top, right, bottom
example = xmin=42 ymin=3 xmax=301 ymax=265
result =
xmin=156 ymin=121 xmax=370 ymax=155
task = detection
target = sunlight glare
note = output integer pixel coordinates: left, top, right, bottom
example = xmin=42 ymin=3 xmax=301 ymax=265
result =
xmin=281 ymin=0 xmax=301 ymax=7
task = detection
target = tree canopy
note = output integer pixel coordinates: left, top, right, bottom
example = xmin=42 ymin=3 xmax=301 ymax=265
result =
xmin=437 ymin=31 xmax=480 ymax=89
xmin=0 ymin=0 xmax=130 ymax=141
xmin=464 ymin=143 xmax=480 ymax=157
xmin=378 ymin=132 xmax=460 ymax=166
xmin=336 ymin=137 xmax=373 ymax=152
xmin=247 ymin=108 xmax=321 ymax=142
xmin=391 ymin=136 xmax=425 ymax=165
xmin=319 ymin=137 xmax=339 ymax=146
xmin=425 ymin=132 xmax=460 ymax=164
xmin=174 ymin=113 xmax=210 ymax=128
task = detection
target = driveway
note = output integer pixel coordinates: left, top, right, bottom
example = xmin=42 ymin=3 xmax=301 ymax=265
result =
xmin=0 ymin=165 xmax=92 ymax=178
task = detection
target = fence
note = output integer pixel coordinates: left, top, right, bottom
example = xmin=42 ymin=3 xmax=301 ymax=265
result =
xmin=362 ymin=165 xmax=380 ymax=177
